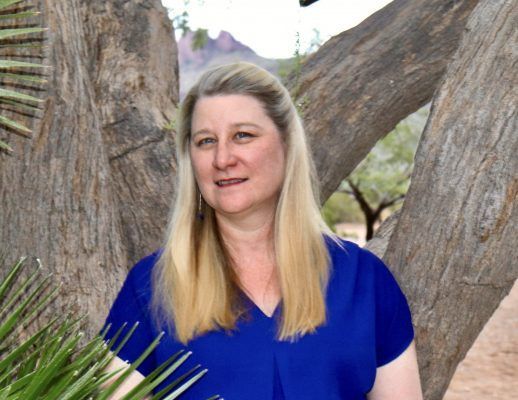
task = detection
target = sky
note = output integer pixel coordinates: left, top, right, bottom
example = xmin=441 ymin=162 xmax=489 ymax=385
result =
xmin=161 ymin=0 xmax=392 ymax=59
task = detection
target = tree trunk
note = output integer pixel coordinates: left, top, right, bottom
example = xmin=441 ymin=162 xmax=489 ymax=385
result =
xmin=287 ymin=0 xmax=479 ymax=200
xmin=78 ymin=0 xmax=179 ymax=264
xmin=0 ymin=0 xmax=178 ymax=336
xmin=381 ymin=1 xmax=517 ymax=398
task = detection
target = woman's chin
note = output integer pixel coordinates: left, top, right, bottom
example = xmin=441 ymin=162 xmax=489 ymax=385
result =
xmin=213 ymin=201 xmax=270 ymax=220
xmin=215 ymin=204 xmax=253 ymax=216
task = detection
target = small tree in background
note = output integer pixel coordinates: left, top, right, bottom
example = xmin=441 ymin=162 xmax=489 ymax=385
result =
xmin=323 ymin=106 xmax=428 ymax=240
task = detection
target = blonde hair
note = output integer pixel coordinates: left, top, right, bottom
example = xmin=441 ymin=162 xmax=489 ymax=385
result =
xmin=152 ymin=62 xmax=336 ymax=344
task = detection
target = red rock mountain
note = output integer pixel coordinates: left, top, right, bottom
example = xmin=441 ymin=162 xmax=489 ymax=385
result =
xmin=177 ymin=30 xmax=285 ymax=99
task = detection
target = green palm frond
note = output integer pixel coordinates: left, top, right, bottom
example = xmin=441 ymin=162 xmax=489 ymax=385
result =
xmin=0 ymin=72 xmax=46 ymax=83
xmin=0 ymin=255 xmax=213 ymax=399
xmin=0 ymin=0 xmax=48 ymax=152
xmin=0 ymin=60 xmax=45 ymax=69
xmin=0 ymin=27 xmax=45 ymax=40
xmin=0 ymin=87 xmax=42 ymax=103
xmin=0 ymin=1 xmax=26 ymax=10
xmin=0 ymin=11 xmax=40 ymax=20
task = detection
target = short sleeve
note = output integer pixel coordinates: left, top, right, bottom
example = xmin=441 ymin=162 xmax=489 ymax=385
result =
xmin=363 ymin=249 xmax=415 ymax=367
xmin=101 ymin=253 xmax=159 ymax=376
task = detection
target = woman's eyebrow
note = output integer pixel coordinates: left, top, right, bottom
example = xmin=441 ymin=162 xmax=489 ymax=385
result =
xmin=193 ymin=123 xmax=262 ymax=137
xmin=231 ymin=122 xmax=262 ymax=129
xmin=192 ymin=129 xmax=210 ymax=138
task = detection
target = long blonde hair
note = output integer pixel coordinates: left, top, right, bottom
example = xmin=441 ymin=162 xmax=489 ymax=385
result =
xmin=152 ymin=62 xmax=336 ymax=344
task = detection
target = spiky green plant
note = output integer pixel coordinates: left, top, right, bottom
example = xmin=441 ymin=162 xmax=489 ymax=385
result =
xmin=0 ymin=255 xmax=215 ymax=399
xmin=0 ymin=0 xmax=48 ymax=152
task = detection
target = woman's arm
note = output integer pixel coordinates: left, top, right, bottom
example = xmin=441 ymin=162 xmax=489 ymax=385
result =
xmin=367 ymin=340 xmax=423 ymax=400
xmin=103 ymin=354 xmax=150 ymax=400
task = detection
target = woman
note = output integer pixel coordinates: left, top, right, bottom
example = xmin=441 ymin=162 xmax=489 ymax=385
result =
xmin=103 ymin=62 xmax=423 ymax=399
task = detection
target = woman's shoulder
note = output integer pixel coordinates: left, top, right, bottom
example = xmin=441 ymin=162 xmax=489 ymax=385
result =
xmin=324 ymin=235 xmax=363 ymax=265
xmin=127 ymin=249 xmax=163 ymax=281
xmin=324 ymin=235 xmax=393 ymax=278
xmin=122 ymin=249 xmax=163 ymax=303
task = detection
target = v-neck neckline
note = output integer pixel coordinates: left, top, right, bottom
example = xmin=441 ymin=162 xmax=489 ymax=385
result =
xmin=239 ymin=288 xmax=281 ymax=320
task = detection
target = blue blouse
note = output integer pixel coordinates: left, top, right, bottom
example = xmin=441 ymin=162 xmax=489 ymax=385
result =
xmin=102 ymin=238 xmax=414 ymax=399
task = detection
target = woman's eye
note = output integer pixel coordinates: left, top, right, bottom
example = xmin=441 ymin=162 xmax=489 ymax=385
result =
xmin=235 ymin=132 xmax=253 ymax=140
xmin=197 ymin=137 xmax=215 ymax=146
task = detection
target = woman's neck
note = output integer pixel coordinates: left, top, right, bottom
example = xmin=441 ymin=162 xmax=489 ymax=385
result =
xmin=216 ymin=209 xmax=281 ymax=315
xmin=216 ymin=210 xmax=276 ymax=271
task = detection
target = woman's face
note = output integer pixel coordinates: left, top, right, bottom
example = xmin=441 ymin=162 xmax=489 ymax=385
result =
xmin=190 ymin=94 xmax=286 ymax=221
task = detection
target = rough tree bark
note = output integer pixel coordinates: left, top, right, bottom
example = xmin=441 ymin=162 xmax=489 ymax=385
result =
xmin=287 ymin=0 xmax=479 ymax=200
xmin=380 ymin=1 xmax=517 ymax=398
xmin=79 ymin=0 xmax=179 ymax=263
xmin=0 ymin=0 xmax=178 ymax=334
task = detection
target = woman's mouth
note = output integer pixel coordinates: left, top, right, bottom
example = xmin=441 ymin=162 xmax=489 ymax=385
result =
xmin=215 ymin=178 xmax=248 ymax=187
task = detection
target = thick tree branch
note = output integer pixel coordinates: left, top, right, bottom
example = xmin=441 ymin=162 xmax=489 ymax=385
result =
xmin=288 ymin=0 xmax=480 ymax=201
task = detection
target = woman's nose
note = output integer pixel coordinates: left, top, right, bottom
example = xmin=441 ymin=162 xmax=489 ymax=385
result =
xmin=212 ymin=142 xmax=237 ymax=170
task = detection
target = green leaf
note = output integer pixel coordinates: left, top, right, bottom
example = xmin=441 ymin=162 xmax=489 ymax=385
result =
xmin=0 ymin=0 xmax=24 ymax=10
xmin=0 ymin=275 xmax=52 ymax=342
xmin=47 ymin=360 xmax=106 ymax=400
xmin=0 ymin=87 xmax=42 ymax=102
xmin=96 ymin=331 xmax=165 ymax=400
xmin=135 ymin=350 xmax=186 ymax=385
xmin=60 ymin=336 xmax=106 ymax=377
xmin=18 ymin=332 xmax=83 ymax=398
xmin=36 ymin=334 xmax=63 ymax=370
xmin=87 ymin=364 xmax=127 ymax=395
xmin=0 ymin=139 xmax=12 ymax=152
xmin=151 ymin=363 xmax=203 ymax=400
xmin=0 ymin=27 xmax=45 ymax=41
xmin=18 ymin=284 xmax=60 ymax=329
xmin=0 ymin=317 xmax=56 ymax=374
xmin=0 ymin=264 xmax=41 ymax=322
xmin=1 ymin=98 xmax=42 ymax=112
xmin=0 ymin=384 xmax=10 ymax=400
xmin=12 ymin=349 xmax=39 ymax=382
xmin=0 ymin=11 xmax=40 ymax=20
xmin=122 ymin=350 xmax=194 ymax=400
xmin=0 ymin=256 xmax=26 ymax=300
xmin=110 ymin=322 xmax=137 ymax=355
xmin=0 ymin=60 xmax=47 ymax=69
xmin=42 ymin=368 xmax=80 ymax=400
xmin=0 ymin=115 xmax=32 ymax=134
xmin=0 ymin=369 xmax=36 ymax=395
xmin=0 ymin=72 xmax=47 ymax=83
xmin=161 ymin=369 xmax=208 ymax=400
xmin=0 ymin=43 xmax=44 ymax=50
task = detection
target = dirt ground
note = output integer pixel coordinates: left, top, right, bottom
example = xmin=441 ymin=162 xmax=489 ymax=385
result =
xmin=444 ymin=280 xmax=517 ymax=400
xmin=337 ymin=223 xmax=518 ymax=399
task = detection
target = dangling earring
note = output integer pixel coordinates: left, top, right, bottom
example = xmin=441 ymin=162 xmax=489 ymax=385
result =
xmin=197 ymin=192 xmax=205 ymax=221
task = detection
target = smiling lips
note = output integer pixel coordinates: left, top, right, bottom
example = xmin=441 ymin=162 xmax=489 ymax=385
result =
xmin=215 ymin=178 xmax=248 ymax=187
